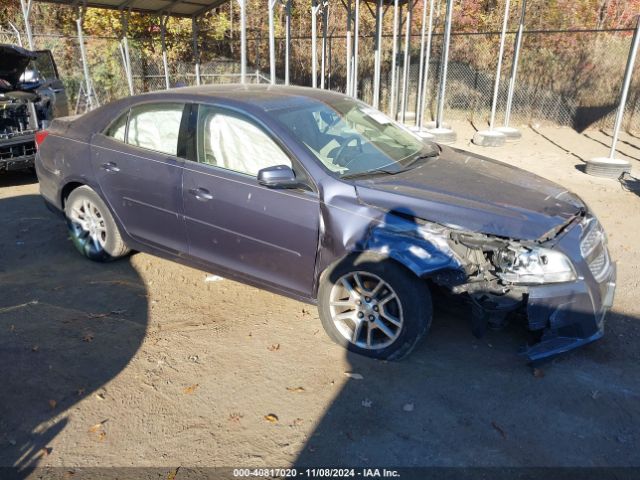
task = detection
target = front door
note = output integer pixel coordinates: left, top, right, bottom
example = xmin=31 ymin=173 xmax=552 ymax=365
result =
xmin=90 ymin=102 xmax=188 ymax=255
xmin=182 ymin=105 xmax=320 ymax=297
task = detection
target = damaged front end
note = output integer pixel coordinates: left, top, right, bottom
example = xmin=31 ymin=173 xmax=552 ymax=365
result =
xmin=363 ymin=208 xmax=616 ymax=362
xmin=0 ymin=44 xmax=52 ymax=171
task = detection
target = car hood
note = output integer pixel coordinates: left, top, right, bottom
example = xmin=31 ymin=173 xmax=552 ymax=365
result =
xmin=354 ymin=146 xmax=584 ymax=241
xmin=0 ymin=44 xmax=37 ymax=91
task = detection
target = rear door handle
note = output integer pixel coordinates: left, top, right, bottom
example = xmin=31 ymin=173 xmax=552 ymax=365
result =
xmin=101 ymin=162 xmax=120 ymax=173
xmin=189 ymin=187 xmax=213 ymax=201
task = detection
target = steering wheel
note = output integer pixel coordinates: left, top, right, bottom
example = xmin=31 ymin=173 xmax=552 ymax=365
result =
xmin=333 ymin=135 xmax=364 ymax=167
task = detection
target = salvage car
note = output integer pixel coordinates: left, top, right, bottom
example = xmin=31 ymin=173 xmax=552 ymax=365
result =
xmin=1 ymin=44 xmax=68 ymax=172
xmin=35 ymin=85 xmax=616 ymax=361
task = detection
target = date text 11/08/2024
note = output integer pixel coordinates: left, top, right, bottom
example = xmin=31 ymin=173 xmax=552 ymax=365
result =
xmin=232 ymin=468 xmax=401 ymax=478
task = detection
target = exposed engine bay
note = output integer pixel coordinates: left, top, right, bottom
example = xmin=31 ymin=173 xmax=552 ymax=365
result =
xmin=0 ymin=43 xmax=67 ymax=171
xmin=0 ymin=92 xmax=40 ymax=139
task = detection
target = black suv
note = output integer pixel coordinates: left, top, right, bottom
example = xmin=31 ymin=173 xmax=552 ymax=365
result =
xmin=0 ymin=44 xmax=68 ymax=172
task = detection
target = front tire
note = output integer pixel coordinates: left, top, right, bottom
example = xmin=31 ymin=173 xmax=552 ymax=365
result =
xmin=65 ymin=185 xmax=130 ymax=262
xmin=318 ymin=253 xmax=432 ymax=360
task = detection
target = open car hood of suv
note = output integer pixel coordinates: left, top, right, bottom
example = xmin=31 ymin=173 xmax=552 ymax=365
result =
xmin=0 ymin=44 xmax=37 ymax=91
xmin=354 ymin=146 xmax=585 ymax=241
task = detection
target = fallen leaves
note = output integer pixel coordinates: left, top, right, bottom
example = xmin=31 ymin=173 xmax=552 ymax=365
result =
xmin=532 ymin=368 xmax=545 ymax=378
xmin=228 ymin=413 xmax=243 ymax=423
xmin=88 ymin=420 xmax=108 ymax=433
xmin=343 ymin=372 xmax=364 ymax=380
xmin=491 ymin=421 xmax=507 ymax=439
xmin=264 ymin=413 xmax=279 ymax=423
xmin=267 ymin=343 xmax=280 ymax=352
xmin=39 ymin=447 xmax=52 ymax=457
xmin=183 ymin=384 xmax=199 ymax=395
xmin=82 ymin=332 xmax=94 ymax=342
xmin=48 ymin=399 xmax=57 ymax=409
xmin=286 ymin=386 xmax=305 ymax=393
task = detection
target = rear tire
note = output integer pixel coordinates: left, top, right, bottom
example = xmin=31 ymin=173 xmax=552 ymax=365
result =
xmin=317 ymin=253 xmax=432 ymax=360
xmin=65 ymin=185 xmax=130 ymax=262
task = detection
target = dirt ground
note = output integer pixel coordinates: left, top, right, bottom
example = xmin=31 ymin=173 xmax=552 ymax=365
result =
xmin=1 ymin=122 xmax=639 ymax=476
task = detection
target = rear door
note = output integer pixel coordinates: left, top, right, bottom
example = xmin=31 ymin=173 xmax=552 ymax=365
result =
xmin=182 ymin=104 xmax=320 ymax=297
xmin=90 ymin=102 xmax=189 ymax=255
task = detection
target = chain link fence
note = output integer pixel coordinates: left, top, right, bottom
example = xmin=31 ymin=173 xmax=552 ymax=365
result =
xmin=1 ymin=27 xmax=638 ymax=133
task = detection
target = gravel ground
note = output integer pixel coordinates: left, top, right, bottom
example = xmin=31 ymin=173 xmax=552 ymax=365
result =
xmin=0 ymin=122 xmax=639 ymax=476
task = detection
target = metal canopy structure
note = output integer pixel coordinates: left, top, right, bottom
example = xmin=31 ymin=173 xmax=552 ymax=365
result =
xmin=35 ymin=0 xmax=228 ymax=18
xmin=27 ymin=0 xmax=248 ymax=110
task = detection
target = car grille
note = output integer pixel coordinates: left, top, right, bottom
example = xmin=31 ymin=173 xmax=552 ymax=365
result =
xmin=580 ymin=218 xmax=610 ymax=282
xmin=0 ymin=141 xmax=36 ymax=161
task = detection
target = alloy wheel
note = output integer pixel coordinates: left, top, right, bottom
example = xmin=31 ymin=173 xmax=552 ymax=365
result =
xmin=328 ymin=271 xmax=404 ymax=349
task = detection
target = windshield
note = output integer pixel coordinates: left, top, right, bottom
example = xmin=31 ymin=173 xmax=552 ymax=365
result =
xmin=269 ymin=98 xmax=438 ymax=178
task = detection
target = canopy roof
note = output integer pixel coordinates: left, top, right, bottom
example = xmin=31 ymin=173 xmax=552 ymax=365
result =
xmin=36 ymin=0 xmax=228 ymax=18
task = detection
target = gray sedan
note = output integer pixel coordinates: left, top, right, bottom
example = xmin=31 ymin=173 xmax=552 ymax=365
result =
xmin=35 ymin=85 xmax=616 ymax=362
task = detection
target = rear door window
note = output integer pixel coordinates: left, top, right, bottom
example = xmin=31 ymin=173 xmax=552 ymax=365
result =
xmin=127 ymin=103 xmax=185 ymax=156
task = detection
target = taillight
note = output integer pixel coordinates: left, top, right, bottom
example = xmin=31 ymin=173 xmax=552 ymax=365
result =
xmin=35 ymin=130 xmax=49 ymax=150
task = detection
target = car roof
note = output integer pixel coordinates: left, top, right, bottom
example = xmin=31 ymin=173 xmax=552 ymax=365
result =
xmin=140 ymin=84 xmax=352 ymax=112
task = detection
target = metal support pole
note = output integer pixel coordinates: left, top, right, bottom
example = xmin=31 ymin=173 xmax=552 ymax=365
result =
xmin=473 ymin=0 xmax=510 ymax=146
xmin=388 ymin=0 xmax=399 ymax=115
xmin=312 ymin=0 xmax=319 ymax=88
xmin=503 ymin=0 xmax=526 ymax=129
xmin=345 ymin=0 xmax=352 ymax=95
xmin=8 ymin=22 xmax=23 ymax=47
xmin=19 ymin=0 xmax=34 ymax=50
xmin=160 ymin=15 xmax=170 ymax=89
xmin=192 ymin=17 xmax=201 ymax=85
xmin=120 ymin=9 xmax=134 ymax=96
xmin=353 ymin=0 xmax=360 ymax=98
xmin=435 ymin=0 xmax=453 ymax=127
xmin=284 ymin=0 xmax=291 ymax=85
xmin=321 ymin=2 xmax=329 ymax=89
xmin=584 ymin=15 xmax=638 ymax=178
xmin=75 ymin=8 xmax=97 ymax=110
xmin=268 ymin=0 xmax=277 ymax=84
xmin=609 ymin=16 xmax=640 ymax=160
xmin=400 ymin=0 xmax=412 ymax=123
xmin=417 ymin=0 xmax=435 ymax=127
xmin=488 ymin=0 xmax=510 ymax=130
xmin=427 ymin=0 xmax=456 ymax=143
xmin=237 ymin=0 xmax=247 ymax=84
xmin=372 ymin=0 xmax=383 ymax=108
xmin=416 ymin=0 xmax=428 ymax=121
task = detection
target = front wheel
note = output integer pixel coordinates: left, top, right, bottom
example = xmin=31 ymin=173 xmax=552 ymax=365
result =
xmin=65 ymin=185 xmax=130 ymax=262
xmin=317 ymin=254 xmax=432 ymax=360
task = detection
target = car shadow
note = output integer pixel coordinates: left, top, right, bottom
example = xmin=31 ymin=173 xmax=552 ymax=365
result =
xmin=295 ymin=210 xmax=640 ymax=469
xmin=0 ymin=194 xmax=148 ymax=477
xmin=295 ymin=304 xmax=640 ymax=468
xmin=0 ymin=171 xmax=39 ymax=188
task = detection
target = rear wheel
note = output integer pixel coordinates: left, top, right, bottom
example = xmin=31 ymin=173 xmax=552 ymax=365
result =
xmin=318 ymin=254 xmax=432 ymax=360
xmin=65 ymin=186 xmax=130 ymax=262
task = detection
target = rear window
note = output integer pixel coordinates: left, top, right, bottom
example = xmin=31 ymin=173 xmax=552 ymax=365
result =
xmin=33 ymin=52 xmax=57 ymax=81
xmin=105 ymin=110 xmax=128 ymax=142
xmin=127 ymin=103 xmax=185 ymax=156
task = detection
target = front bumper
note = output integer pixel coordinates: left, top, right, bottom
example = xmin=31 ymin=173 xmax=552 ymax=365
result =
xmin=523 ymin=258 xmax=616 ymax=362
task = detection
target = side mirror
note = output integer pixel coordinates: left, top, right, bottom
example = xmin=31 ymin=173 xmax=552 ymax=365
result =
xmin=257 ymin=165 xmax=300 ymax=189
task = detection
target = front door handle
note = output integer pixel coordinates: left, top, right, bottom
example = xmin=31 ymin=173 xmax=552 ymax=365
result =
xmin=101 ymin=162 xmax=120 ymax=173
xmin=189 ymin=187 xmax=213 ymax=201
